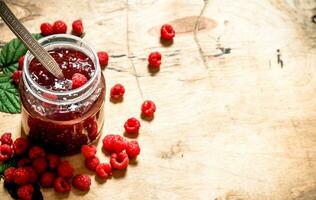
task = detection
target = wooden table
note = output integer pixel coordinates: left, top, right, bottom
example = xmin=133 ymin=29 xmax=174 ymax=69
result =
xmin=1 ymin=0 xmax=316 ymax=199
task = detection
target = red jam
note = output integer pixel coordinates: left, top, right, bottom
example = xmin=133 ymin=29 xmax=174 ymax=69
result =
xmin=29 ymin=48 xmax=95 ymax=91
xmin=20 ymin=48 xmax=105 ymax=155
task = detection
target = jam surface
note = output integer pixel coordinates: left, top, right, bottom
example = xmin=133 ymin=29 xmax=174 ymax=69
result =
xmin=29 ymin=48 xmax=95 ymax=91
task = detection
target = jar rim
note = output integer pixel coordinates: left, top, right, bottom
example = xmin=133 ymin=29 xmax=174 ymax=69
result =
xmin=22 ymin=34 xmax=101 ymax=104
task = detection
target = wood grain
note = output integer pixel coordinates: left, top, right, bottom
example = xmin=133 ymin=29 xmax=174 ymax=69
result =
xmin=0 ymin=0 xmax=316 ymax=199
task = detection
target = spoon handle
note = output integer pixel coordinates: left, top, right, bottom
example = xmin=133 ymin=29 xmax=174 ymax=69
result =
xmin=0 ymin=1 xmax=64 ymax=79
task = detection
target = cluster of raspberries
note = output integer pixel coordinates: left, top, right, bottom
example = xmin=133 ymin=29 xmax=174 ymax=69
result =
xmin=12 ymin=19 xmax=109 ymax=87
xmin=80 ymin=135 xmax=140 ymax=181
xmin=1 ymin=133 xmax=91 ymax=200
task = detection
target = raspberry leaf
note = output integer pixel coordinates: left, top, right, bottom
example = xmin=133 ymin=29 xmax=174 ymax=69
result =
xmin=0 ymin=33 xmax=43 ymax=114
xmin=0 ymin=33 xmax=43 ymax=67
xmin=3 ymin=63 xmax=18 ymax=76
xmin=0 ymin=74 xmax=20 ymax=113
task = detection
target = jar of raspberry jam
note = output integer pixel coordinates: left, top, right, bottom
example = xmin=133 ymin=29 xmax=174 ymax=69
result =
xmin=20 ymin=34 xmax=105 ymax=155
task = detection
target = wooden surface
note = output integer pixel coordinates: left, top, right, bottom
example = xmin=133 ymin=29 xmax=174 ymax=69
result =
xmin=1 ymin=0 xmax=316 ymax=199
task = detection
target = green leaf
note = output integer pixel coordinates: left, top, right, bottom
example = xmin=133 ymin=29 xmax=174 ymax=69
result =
xmin=0 ymin=74 xmax=20 ymax=113
xmin=0 ymin=157 xmax=16 ymax=175
xmin=3 ymin=63 xmax=18 ymax=76
xmin=0 ymin=33 xmax=43 ymax=67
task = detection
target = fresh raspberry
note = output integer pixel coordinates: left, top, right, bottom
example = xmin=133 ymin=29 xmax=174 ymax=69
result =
xmin=54 ymin=177 xmax=71 ymax=193
xmin=40 ymin=22 xmax=54 ymax=36
xmin=126 ymin=141 xmax=141 ymax=159
xmin=32 ymin=157 xmax=47 ymax=174
xmin=53 ymin=20 xmax=67 ymax=34
xmin=97 ymin=51 xmax=109 ymax=69
xmin=17 ymin=158 xmax=31 ymax=167
xmin=24 ymin=167 xmax=38 ymax=184
xmin=110 ymin=84 xmax=125 ymax=101
xmin=46 ymin=154 xmax=60 ymax=170
xmin=0 ymin=144 xmax=13 ymax=161
xmin=72 ymin=19 xmax=84 ymax=36
xmin=95 ymin=163 xmax=112 ymax=180
xmin=14 ymin=167 xmax=29 ymax=185
xmin=110 ymin=152 xmax=129 ymax=170
xmin=1 ymin=132 xmax=13 ymax=145
xmin=124 ymin=117 xmax=141 ymax=135
xmin=148 ymin=52 xmax=162 ymax=68
xmin=160 ymin=24 xmax=175 ymax=40
xmin=141 ymin=100 xmax=156 ymax=117
xmin=102 ymin=134 xmax=115 ymax=152
xmin=4 ymin=167 xmax=16 ymax=183
xmin=81 ymin=144 xmax=97 ymax=159
xmin=57 ymin=160 xmax=74 ymax=179
xmin=40 ymin=172 xmax=55 ymax=188
xmin=28 ymin=146 xmax=45 ymax=160
xmin=85 ymin=156 xmax=100 ymax=171
xmin=13 ymin=137 xmax=29 ymax=155
xmin=12 ymin=70 xmax=22 ymax=85
xmin=17 ymin=184 xmax=34 ymax=200
xmin=72 ymin=73 xmax=87 ymax=89
xmin=72 ymin=174 xmax=91 ymax=191
xmin=102 ymin=134 xmax=126 ymax=153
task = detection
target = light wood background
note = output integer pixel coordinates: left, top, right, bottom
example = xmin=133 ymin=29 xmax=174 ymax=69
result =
xmin=1 ymin=0 xmax=316 ymax=199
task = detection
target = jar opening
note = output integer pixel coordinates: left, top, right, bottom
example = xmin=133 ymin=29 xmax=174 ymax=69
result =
xmin=22 ymin=34 xmax=101 ymax=105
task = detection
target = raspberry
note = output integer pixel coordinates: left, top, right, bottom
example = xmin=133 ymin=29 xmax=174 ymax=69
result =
xmin=110 ymin=152 xmax=129 ymax=170
xmin=97 ymin=51 xmax=109 ymax=69
xmin=102 ymin=134 xmax=126 ymax=153
xmin=102 ymin=134 xmax=114 ymax=152
xmin=160 ymin=24 xmax=175 ymax=40
xmin=40 ymin=172 xmax=55 ymax=188
xmin=40 ymin=22 xmax=54 ymax=36
xmin=12 ymin=70 xmax=22 ymax=85
xmin=13 ymin=137 xmax=29 ymax=155
xmin=95 ymin=163 xmax=112 ymax=180
xmin=110 ymin=84 xmax=125 ymax=101
xmin=72 ymin=174 xmax=91 ymax=191
xmin=57 ymin=160 xmax=74 ymax=179
xmin=141 ymin=100 xmax=156 ymax=117
xmin=14 ymin=167 xmax=29 ymax=185
xmin=0 ymin=144 xmax=13 ymax=161
xmin=124 ymin=118 xmax=141 ymax=135
xmin=53 ymin=20 xmax=67 ymax=34
xmin=1 ymin=132 xmax=13 ymax=145
xmin=72 ymin=73 xmax=87 ymax=89
xmin=4 ymin=167 xmax=16 ymax=183
xmin=81 ymin=144 xmax=97 ymax=159
xmin=72 ymin=19 xmax=84 ymax=36
xmin=17 ymin=158 xmax=31 ymax=167
xmin=148 ymin=52 xmax=162 ymax=68
xmin=32 ymin=157 xmax=47 ymax=174
xmin=46 ymin=154 xmax=60 ymax=170
xmin=17 ymin=184 xmax=34 ymax=200
xmin=126 ymin=141 xmax=141 ymax=159
xmin=85 ymin=156 xmax=100 ymax=171
xmin=29 ymin=146 xmax=45 ymax=160
xmin=54 ymin=177 xmax=71 ymax=193
xmin=24 ymin=167 xmax=38 ymax=184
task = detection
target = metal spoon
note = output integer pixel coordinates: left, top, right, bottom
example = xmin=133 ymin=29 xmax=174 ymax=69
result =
xmin=0 ymin=1 xmax=64 ymax=79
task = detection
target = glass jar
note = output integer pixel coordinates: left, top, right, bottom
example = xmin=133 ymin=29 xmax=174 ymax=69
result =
xmin=20 ymin=34 xmax=105 ymax=155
